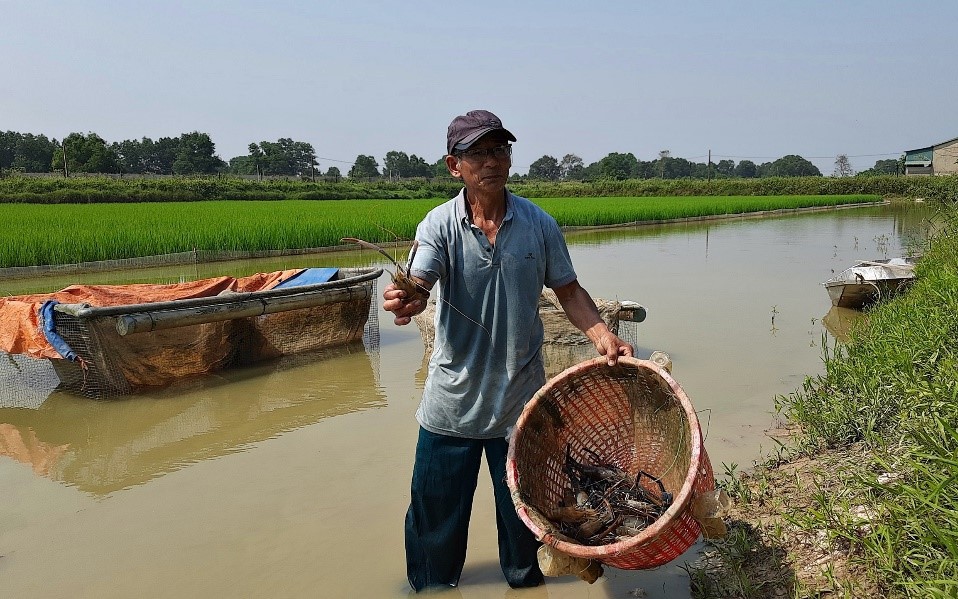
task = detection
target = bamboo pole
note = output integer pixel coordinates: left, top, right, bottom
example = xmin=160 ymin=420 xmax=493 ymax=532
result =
xmin=53 ymin=268 xmax=382 ymax=318
xmin=114 ymin=286 xmax=370 ymax=336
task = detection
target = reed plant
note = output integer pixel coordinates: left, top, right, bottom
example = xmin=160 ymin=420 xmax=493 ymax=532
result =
xmin=0 ymin=195 xmax=878 ymax=268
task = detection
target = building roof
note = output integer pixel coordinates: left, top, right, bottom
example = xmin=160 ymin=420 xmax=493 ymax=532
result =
xmin=904 ymin=135 xmax=958 ymax=155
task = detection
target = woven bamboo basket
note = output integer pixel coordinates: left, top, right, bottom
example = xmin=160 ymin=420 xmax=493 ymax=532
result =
xmin=506 ymin=356 xmax=715 ymax=570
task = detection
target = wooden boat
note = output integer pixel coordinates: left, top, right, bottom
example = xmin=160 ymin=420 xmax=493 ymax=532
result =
xmin=0 ymin=267 xmax=382 ymax=399
xmin=414 ymin=289 xmax=647 ymax=378
xmin=822 ymin=257 xmax=917 ymax=309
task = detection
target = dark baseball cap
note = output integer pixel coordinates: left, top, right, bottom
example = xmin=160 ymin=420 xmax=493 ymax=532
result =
xmin=446 ymin=110 xmax=517 ymax=155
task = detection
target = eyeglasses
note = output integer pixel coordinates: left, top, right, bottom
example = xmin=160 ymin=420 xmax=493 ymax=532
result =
xmin=456 ymin=144 xmax=512 ymax=161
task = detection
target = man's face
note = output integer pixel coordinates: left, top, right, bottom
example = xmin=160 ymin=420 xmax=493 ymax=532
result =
xmin=445 ymin=133 xmax=512 ymax=193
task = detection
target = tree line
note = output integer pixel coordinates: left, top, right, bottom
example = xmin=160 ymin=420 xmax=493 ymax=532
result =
xmin=0 ymin=131 xmax=225 ymax=177
xmin=528 ymin=151 xmax=902 ymax=180
xmin=1 ymin=129 xmax=902 ymax=181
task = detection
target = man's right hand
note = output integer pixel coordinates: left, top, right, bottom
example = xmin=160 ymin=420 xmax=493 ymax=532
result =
xmin=383 ymin=282 xmax=427 ymax=326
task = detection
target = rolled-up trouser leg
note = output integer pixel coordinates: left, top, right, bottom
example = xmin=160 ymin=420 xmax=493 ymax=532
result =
xmin=405 ymin=427 xmax=483 ymax=592
xmin=484 ymin=437 xmax=544 ymax=588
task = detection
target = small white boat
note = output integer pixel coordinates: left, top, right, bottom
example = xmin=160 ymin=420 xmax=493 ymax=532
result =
xmin=822 ymin=257 xmax=918 ymax=309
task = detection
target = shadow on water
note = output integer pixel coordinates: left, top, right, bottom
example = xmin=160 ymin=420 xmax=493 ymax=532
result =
xmin=0 ymin=343 xmax=385 ymax=495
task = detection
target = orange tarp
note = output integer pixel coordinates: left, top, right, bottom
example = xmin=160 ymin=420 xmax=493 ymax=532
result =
xmin=0 ymin=269 xmax=303 ymax=361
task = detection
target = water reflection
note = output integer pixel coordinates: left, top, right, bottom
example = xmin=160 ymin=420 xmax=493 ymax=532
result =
xmin=0 ymin=343 xmax=385 ymax=495
xmin=822 ymin=306 xmax=866 ymax=343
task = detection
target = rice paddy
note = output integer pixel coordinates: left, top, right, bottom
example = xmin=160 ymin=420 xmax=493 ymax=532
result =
xmin=0 ymin=195 xmax=880 ymax=268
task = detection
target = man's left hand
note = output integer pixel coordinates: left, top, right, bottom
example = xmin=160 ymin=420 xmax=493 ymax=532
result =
xmin=592 ymin=328 xmax=634 ymax=366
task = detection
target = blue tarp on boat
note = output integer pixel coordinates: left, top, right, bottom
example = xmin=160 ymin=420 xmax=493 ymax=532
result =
xmin=274 ymin=268 xmax=339 ymax=289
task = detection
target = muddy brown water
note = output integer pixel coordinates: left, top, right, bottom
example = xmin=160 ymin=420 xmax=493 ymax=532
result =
xmin=0 ymin=203 xmax=934 ymax=598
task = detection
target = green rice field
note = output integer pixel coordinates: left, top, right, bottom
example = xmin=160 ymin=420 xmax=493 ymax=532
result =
xmin=0 ymin=195 xmax=880 ymax=268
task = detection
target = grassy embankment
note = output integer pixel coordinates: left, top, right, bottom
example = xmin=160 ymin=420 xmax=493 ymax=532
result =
xmin=0 ymin=195 xmax=877 ymax=268
xmin=689 ymin=206 xmax=958 ymax=598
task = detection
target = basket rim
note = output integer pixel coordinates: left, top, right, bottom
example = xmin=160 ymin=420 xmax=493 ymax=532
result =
xmin=506 ymin=355 xmax=704 ymax=560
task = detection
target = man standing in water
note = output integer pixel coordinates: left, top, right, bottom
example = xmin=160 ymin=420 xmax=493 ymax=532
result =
xmin=383 ymin=109 xmax=633 ymax=591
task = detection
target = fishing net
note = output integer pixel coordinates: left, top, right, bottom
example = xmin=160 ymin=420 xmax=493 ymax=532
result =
xmin=506 ymin=356 xmax=715 ymax=571
xmin=0 ymin=268 xmax=380 ymax=402
xmin=0 ymin=353 xmax=61 ymax=409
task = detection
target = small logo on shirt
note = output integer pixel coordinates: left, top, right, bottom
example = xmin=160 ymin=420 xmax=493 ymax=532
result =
xmin=524 ymin=252 xmax=536 ymax=260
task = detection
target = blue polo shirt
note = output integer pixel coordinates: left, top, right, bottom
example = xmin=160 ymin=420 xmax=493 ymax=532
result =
xmin=410 ymin=189 xmax=577 ymax=439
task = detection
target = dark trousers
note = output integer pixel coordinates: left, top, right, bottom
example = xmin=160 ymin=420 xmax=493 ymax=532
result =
xmin=405 ymin=427 xmax=544 ymax=591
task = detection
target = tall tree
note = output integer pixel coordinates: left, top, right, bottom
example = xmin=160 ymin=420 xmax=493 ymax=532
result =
xmin=0 ymin=131 xmax=16 ymax=174
xmin=634 ymin=160 xmax=656 ymax=179
xmin=1 ymin=131 xmax=56 ymax=174
xmin=649 ymin=151 xmax=695 ymax=179
xmin=833 ymin=154 xmax=855 ymax=177
xmin=714 ymin=159 xmax=735 ymax=177
xmin=871 ymin=159 xmax=899 ymax=175
xmin=656 ymin=150 xmax=671 ymax=178
xmin=148 ymin=137 xmax=180 ymax=174
xmin=228 ymin=155 xmax=258 ymax=176
xmin=597 ymin=152 xmax=638 ymax=180
xmin=297 ymin=142 xmax=318 ymax=180
xmin=734 ymin=160 xmax=758 ymax=178
xmin=348 ymin=155 xmax=380 ymax=179
xmin=763 ymin=155 xmax=822 ymax=177
xmin=383 ymin=151 xmax=412 ymax=179
xmin=172 ymin=131 xmax=224 ymax=174
xmin=248 ymin=143 xmax=264 ymax=178
xmin=559 ymin=154 xmax=584 ymax=180
xmin=407 ymin=154 xmax=433 ymax=178
xmin=16 ymin=133 xmax=56 ymax=172
xmin=528 ymin=155 xmax=561 ymax=181
xmin=52 ymin=132 xmax=118 ymax=174
xmin=112 ymin=138 xmax=148 ymax=174
xmin=578 ymin=161 xmax=600 ymax=181
xmin=858 ymin=158 xmax=900 ymax=177
xmin=661 ymin=156 xmax=693 ymax=179
xmin=246 ymin=138 xmax=317 ymax=177
xmin=265 ymin=140 xmax=296 ymax=175
xmin=691 ymin=161 xmax=711 ymax=179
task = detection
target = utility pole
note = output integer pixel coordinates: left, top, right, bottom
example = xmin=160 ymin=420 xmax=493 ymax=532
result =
xmin=707 ymin=149 xmax=712 ymax=184
xmin=62 ymin=139 xmax=70 ymax=178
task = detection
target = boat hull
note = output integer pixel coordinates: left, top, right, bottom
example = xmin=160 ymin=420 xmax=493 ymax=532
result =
xmin=822 ymin=257 xmax=917 ymax=310
xmin=825 ymin=279 xmax=910 ymax=309
xmin=43 ymin=267 xmax=381 ymax=398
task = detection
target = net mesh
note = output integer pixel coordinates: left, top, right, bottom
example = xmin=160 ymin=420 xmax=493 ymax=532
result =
xmin=0 ymin=270 xmax=379 ymax=403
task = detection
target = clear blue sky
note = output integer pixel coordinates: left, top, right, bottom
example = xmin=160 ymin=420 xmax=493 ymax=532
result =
xmin=3 ymin=1 xmax=956 ymax=174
